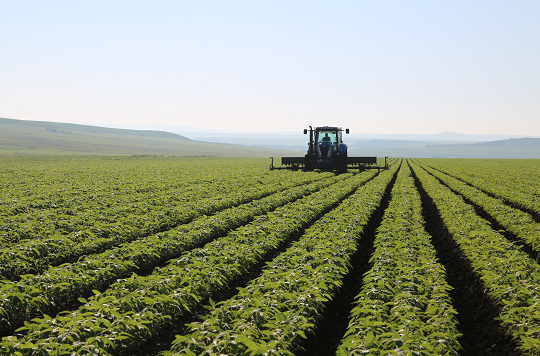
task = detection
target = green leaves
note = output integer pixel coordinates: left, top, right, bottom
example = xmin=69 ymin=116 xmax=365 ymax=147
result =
xmin=413 ymin=160 xmax=540 ymax=355
xmin=1 ymin=169 xmax=375 ymax=355
xmin=420 ymin=162 xmax=540 ymax=253
xmin=0 ymin=160 xmax=331 ymax=280
xmin=339 ymin=164 xmax=461 ymax=356
xmin=170 ymin=165 xmax=399 ymax=355
xmin=0 ymin=172 xmax=337 ymax=336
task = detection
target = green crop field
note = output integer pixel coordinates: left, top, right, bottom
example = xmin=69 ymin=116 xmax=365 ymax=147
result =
xmin=1 ymin=156 xmax=540 ymax=355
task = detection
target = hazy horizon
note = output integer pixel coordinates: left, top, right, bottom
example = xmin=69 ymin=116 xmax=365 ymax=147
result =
xmin=2 ymin=1 xmax=539 ymax=135
xmin=5 ymin=117 xmax=538 ymax=142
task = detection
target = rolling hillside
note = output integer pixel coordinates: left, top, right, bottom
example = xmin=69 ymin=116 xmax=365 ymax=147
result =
xmin=2 ymin=117 xmax=539 ymax=158
xmin=0 ymin=118 xmax=303 ymax=157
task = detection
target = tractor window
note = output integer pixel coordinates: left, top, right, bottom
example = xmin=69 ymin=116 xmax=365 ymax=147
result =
xmin=316 ymin=131 xmax=338 ymax=145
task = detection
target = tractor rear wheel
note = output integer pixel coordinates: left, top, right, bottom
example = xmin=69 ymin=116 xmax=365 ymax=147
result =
xmin=304 ymin=154 xmax=314 ymax=171
xmin=338 ymin=154 xmax=347 ymax=174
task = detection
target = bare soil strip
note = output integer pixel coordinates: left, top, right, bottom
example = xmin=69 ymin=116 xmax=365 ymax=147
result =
xmin=300 ymin=166 xmax=399 ymax=356
xmin=409 ymin=163 xmax=522 ymax=356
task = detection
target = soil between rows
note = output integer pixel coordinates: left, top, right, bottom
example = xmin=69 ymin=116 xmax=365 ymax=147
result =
xmin=409 ymin=162 xmax=522 ymax=356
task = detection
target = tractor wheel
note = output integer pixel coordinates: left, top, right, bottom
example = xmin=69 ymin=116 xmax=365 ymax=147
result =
xmin=304 ymin=163 xmax=314 ymax=172
xmin=338 ymin=154 xmax=347 ymax=174
xmin=304 ymin=155 xmax=314 ymax=171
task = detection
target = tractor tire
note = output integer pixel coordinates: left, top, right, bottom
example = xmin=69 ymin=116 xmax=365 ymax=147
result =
xmin=304 ymin=155 xmax=314 ymax=171
xmin=338 ymin=154 xmax=347 ymax=174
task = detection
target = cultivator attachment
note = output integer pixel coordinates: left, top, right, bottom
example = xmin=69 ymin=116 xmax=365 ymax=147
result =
xmin=270 ymin=156 xmax=388 ymax=172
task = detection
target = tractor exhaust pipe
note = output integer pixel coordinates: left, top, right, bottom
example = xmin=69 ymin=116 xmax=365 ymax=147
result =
xmin=308 ymin=125 xmax=314 ymax=157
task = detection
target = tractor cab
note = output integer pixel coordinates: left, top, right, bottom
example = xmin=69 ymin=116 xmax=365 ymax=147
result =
xmin=302 ymin=126 xmax=349 ymax=171
xmin=315 ymin=128 xmax=340 ymax=158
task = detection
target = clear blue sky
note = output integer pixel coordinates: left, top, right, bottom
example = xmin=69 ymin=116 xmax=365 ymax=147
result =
xmin=1 ymin=1 xmax=539 ymax=134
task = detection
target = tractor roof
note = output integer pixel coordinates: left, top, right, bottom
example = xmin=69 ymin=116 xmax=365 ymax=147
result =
xmin=315 ymin=126 xmax=340 ymax=131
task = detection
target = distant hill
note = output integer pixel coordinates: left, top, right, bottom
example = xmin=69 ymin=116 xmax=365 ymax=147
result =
xmin=0 ymin=118 xmax=303 ymax=157
xmin=428 ymin=137 xmax=540 ymax=148
xmin=349 ymin=138 xmax=540 ymax=158
xmin=347 ymin=139 xmax=428 ymax=149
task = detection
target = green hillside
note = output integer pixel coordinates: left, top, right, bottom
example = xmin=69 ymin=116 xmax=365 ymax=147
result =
xmin=0 ymin=118 xmax=303 ymax=157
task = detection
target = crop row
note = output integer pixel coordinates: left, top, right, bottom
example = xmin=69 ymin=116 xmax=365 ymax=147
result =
xmin=418 ymin=159 xmax=540 ymax=196
xmin=0 ymin=172 xmax=330 ymax=280
xmin=338 ymin=163 xmax=460 ymax=355
xmin=411 ymin=161 xmax=540 ymax=355
xmin=0 ymin=157 xmax=272 ymax=215
xmin=416 ymin=159 xmax=540 ymax=217
xmin=0 ymin=171 xmax=375 ymax=355
xmin=416 ymin=162 xmax=540 ymax=253
xmin=0 ymin=174 xmax=269 ymax=245
xmin=0 ymin=158 xmax=323 ymax=247
xmin=167 ymin=162 xmax=400 ymax=355
xmin=0 ymin=172 xmax=356 ymax=336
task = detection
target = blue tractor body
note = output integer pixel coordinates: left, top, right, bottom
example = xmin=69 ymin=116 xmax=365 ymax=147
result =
xmin=304 ymin=126 xmax=348 ymax=172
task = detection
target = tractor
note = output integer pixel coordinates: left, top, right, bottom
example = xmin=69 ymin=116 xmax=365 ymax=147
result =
xmin=270 ymin=126 xmax=387 ymax=172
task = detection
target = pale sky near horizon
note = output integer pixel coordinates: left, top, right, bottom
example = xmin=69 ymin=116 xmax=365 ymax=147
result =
xmin=1 ymin=1 xmax=539 ymax=135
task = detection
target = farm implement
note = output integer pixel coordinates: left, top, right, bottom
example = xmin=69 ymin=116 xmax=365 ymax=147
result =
xmin=270 ymin=125 xmax=388 ymax=172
